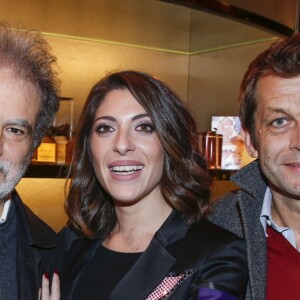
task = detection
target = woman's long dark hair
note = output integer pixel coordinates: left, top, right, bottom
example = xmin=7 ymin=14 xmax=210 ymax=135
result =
xmin=65 ymin=70 xmax=211 ymax=239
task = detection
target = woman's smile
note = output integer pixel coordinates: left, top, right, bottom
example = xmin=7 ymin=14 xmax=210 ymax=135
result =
xmin=109 ymin=160 xmax=144 ymax=179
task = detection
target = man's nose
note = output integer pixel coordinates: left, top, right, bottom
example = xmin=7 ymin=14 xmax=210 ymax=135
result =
xmin=113 ymin=130 xmax=135 ymax=155
xmin=0 ymin=133 xmax=3 ymax=156
xmin=289 ymin=124 xmax=300 ymax=151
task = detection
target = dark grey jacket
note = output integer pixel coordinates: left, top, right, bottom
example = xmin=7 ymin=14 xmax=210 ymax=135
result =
xmin=209 ymin=160 xmax=268 ymax=300
xmin=13 ymin=190 xmax=58 ymax=299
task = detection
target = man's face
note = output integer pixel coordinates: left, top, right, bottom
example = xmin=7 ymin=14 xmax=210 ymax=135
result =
xmin=0 ymin=68 xmax=40 ymax=200
xmin=244 ymin=75 xmax=300 ymax=201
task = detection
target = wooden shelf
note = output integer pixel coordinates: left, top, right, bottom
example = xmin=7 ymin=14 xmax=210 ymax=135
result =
xmin=24 ymin=163 xmax=69 ymax=178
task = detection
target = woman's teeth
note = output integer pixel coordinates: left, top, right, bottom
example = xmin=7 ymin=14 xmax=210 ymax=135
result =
xmin=111 ymin=165 xmax=143 ymax=174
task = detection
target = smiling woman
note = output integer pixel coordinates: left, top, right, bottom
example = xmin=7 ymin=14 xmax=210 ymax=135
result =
xmin=50 ymin=70 xmax=248 ymax=300
xmin=90 ymin=89 xmax=165 ymax=210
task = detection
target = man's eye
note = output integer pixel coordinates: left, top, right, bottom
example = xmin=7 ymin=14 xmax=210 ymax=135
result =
xmin=136 ymin=123 xmax=154 ymax=133
xmin=7 ymin=127 xmax=25 ymax=135
xmin=270 ymin=118 xmax=288 ymax=128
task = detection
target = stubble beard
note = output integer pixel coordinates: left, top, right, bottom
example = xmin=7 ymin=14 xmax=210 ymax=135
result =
xmin=0 ymin=152 xmax=32 ymax=201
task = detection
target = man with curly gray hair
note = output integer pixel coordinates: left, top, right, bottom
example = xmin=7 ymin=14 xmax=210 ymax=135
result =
xmin=0 ymin=22 xmax=60 ymax=299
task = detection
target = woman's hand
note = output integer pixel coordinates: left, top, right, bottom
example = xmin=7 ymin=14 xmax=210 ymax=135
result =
xmin=39 ymin=272 xmax=60 ymax=300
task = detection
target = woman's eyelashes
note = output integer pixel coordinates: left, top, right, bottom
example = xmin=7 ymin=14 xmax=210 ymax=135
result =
xmin=95 ymin=123 xmax=115 ymax=135
xmin=94 ymin=120 xmax=155 ymax=136
xmin=135 ymin=121 xmax=155 ymax=134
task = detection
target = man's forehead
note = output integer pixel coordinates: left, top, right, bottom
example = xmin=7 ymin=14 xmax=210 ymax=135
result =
xmin=257 ymin=75 xmax=300 ymax=103
xmin=0 ymin=69 xmax=41 ymax=125
xmin=0 ymin=66 xmax=38 ymax=91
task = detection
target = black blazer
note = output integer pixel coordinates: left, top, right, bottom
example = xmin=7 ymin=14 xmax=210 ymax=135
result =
xmin=58 ymin=211 xmax=248 ymax=299
xmin=13 ymin=190 xmax=57 ymax=299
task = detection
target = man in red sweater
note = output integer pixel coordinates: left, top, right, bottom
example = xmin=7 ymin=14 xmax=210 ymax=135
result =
xmin=210 ymin=33 xmax=300 ymax=300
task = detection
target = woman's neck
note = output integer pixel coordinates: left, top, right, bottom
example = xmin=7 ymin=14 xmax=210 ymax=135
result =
xmin=103 ymin=193 xmax=172 ymax=253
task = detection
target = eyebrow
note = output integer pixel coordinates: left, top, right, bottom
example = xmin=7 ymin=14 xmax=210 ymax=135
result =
xmin=94 ymin=113 xmax=149 ymax=122
xmin=264 ymin=107 xmax=290 ymax=116
xmin=4 ymin=119 xmax=33 ymax=135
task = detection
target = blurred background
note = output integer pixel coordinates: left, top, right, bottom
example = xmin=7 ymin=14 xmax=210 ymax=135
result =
xmin=1 ymin=0 xmax=297 ymax=231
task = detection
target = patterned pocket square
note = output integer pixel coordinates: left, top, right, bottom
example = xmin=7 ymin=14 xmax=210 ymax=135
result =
xmin=146 ymin=270 xmax=196 ymax=300
xmin=146 ymin=274 xmax=184 ymax=300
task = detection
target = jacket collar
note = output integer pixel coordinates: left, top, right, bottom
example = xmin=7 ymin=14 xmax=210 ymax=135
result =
xmin=12 ymin=190 xmax=57 ymax=248
xmin=231 ymin=159 xmax=268 ymax=201
xmin=230 ymin=161 xmax=268 ymax=299
xmin=153 ymin=209 xmax=189 ymax=246
xmin=109 ymin=210 xmax=188 ymax=300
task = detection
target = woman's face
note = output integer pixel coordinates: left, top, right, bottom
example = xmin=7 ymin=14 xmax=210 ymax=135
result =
xmin=90 ymin=88 xmax=165 ymax=205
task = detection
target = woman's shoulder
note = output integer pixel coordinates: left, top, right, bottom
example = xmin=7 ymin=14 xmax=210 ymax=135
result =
xmin=186 ymin=218 xmax=245 ymax=250
xmin=183 ymin=220 xmax=248 ymax=299
xmin=161 ymin=211 xmax=245 ymax=252
xmin=58 ymin=226 xmax=88 ymax=252
xmin=59 ymin=226 xmax=79 ymax=240
xmin=166 ymin=217 xmax=247 ymax=284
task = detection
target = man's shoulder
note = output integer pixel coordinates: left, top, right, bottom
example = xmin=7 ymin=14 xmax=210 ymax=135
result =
xmin=214 ymin=188 xmax=240 ymax=206
xmin=209 ymin=189 xmax=245 ymax=238
xmin=23 ymin=204 xmax=57 ymax=238
xmin=211 ymin=189 xmax=242 ymax=217
xmin=13 ymin=192 xmax=57 ymax=247
xmin=210 ymin=161 xmax=266 ymax=223
xmin=209 ymin=182 xmax=265 ymax=238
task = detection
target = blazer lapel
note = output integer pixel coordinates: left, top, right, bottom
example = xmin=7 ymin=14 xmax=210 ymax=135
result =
xmin=109 ymin=238 xmax=176 ymax=300
xmin=61 ymin=238 xmax=101 ymax=300
xmin=110 ymin=211 xmax=189 ymax=300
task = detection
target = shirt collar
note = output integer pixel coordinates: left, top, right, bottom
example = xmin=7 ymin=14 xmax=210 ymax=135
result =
xmin=0 ymin=199 xmax=11 ymax=224
xmin=260 ymin=187 xmax=291 ymax=236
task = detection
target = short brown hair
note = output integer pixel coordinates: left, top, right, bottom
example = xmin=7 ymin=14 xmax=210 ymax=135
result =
xmin=239 ymin=33 xmax=300 ymax=147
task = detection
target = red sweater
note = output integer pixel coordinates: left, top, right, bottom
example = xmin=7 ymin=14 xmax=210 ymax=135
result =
xmin=267 ymin=226 xmax=300 ymax=299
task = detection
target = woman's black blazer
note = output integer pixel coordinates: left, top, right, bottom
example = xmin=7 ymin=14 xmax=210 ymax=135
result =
xmin=58 ymin=210 xmax=248 ymax=299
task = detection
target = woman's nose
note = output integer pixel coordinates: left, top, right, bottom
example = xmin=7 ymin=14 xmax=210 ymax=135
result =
xmin=113 ymin=129 xmax=135 ymax=155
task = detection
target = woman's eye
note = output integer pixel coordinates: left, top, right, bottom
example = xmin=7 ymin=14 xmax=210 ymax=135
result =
xmin=136 ymin=123 xmax=154 ymax=133
xmin=270 ymin=118 xmax=288 ymax=128
xmin=96 ymin=124 xmax=114 ymax=134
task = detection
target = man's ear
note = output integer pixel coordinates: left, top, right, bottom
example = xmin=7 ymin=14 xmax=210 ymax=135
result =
xmin=241 ymin=128 xmax=258 ymax=158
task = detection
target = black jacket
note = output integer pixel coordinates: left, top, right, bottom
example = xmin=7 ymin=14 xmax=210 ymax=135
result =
xmin=58 ymin=211 xmax=248 ymax=299
xmin=12 ymin=190 xmax=57 ymax=299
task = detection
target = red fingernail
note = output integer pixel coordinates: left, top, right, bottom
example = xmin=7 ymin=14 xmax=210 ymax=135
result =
xmin=44 ymin=272 xmax=49 ymax=279
xmin=54 ymin=268 xmax=60 ymax=276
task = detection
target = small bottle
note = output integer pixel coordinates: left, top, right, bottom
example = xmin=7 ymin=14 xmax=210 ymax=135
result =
xmin=36 ymin=135 xmax=57 ymax=164
xmin=54 ymin=136 xmax=68 ymax=164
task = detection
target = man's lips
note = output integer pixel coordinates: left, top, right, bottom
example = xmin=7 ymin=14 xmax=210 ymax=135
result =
xmin=282 ymin=162 xmax=300 ymax=173
xmin=284 ymin=162 xmax=300 ymax=167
